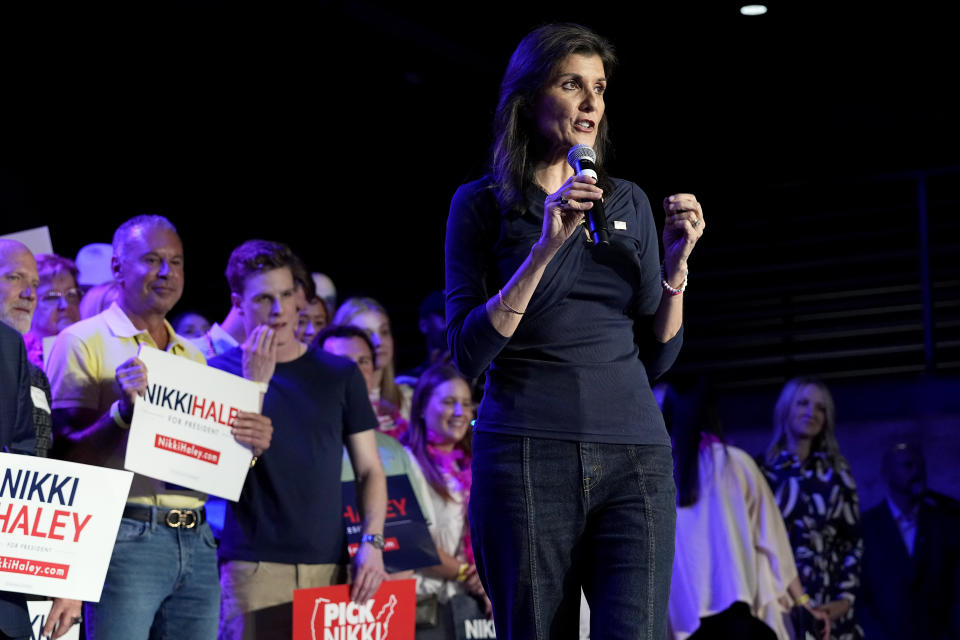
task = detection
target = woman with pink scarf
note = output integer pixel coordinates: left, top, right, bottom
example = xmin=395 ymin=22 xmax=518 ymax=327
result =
xmin=401 ymin=364 xmax=489 ymax=638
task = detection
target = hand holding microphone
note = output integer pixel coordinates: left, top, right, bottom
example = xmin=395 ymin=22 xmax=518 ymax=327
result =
xmin=541 ymin=180 xmax=602 ymax=257
xmin=539 ymin=144 xmax=607 ymax=254
xmin=567 ymin=144 xmax=610 ymax=245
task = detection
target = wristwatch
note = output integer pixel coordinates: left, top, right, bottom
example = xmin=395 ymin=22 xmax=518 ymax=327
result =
xmin=361 ymin=533 xmax=385 ymax=550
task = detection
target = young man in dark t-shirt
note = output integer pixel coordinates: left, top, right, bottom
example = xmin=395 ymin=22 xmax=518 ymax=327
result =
xmin=208 ymin=240 xmax=387 ymax=640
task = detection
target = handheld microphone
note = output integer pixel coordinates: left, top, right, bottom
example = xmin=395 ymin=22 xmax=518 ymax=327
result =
xmin=567 ymin=144 xmax=610 ymax=245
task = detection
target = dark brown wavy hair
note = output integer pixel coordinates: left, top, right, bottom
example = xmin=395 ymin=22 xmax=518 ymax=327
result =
xmin=225 ymin=239 xmax=297 ymax=296
xmin=492 ymin=23 xmax=617 ymax=212
xmin=661 ymin=381 xmax=726 ymax=508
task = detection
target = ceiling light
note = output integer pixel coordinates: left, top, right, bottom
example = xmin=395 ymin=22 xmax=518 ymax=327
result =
xmin=740 ymin=5 xmax=768 ymax=15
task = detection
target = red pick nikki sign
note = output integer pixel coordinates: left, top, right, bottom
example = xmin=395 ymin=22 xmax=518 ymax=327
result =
xmin=293 ymin=579 xmax=416 ymax=640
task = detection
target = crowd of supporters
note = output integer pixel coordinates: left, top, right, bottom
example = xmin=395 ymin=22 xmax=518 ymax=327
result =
xmin=0 ymin=216 xmax=957 ymax=640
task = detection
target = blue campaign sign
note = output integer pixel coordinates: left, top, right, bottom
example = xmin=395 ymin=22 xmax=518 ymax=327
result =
xmin=342 ymin=475 xmax=440 ymax=572
xmin=452 ymin=594 xmax=496 ymax=639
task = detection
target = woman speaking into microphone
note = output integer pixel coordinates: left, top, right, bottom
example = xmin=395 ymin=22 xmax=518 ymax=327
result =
xmin=444 ymin=22 xmax=705 ymax=639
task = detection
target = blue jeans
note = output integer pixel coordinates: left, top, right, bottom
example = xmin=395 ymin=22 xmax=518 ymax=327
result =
xmin=469 ymin=433 xmax=676 ymax=640
xmin=84 ymin=510 xmax=220 ymax=640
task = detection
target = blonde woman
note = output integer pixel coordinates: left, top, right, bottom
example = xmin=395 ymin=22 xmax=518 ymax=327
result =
xmin=761 ymin=378 xmax=864 ymax=640
xmin=333 ymin=297 xmax=412 ymax=436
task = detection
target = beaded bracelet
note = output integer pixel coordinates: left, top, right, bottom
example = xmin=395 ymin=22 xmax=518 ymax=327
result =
xmin=660 ymin=264 xmax=688 ymax=296
xmin=498 ymin=289 xmax=525 ymax=315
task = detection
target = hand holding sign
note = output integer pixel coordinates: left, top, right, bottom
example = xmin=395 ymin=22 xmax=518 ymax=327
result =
xmin=231 ymin=411 xmax=273 ymax=457
xmin=43 ymin=597 xmax=82 ymax=639
xmin=351 ymin=544 xmax=387 ymax=604
xmin=463 ymin=565 xmax=483 ymax=596
xmin=125 ymin=346 xmax=263 ymax=500
xmin=462 ymin=568 xmax=492 ymax=616
xmin=115 ymin=357 xmax=148 ymax=422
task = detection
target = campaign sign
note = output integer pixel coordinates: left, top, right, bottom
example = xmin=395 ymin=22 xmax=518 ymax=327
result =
xmin=451 ymin=595 xmax=496 ymax=639
xmin=41 ymin=335 xmax=56 ymax=369
xmin=342 ymin=475 xmax=439 ymax=573
xmin=0 ymin=226 xmax=54 ymax=257
xmin=293 ymin=579 xmax=415 ymax=640
xmin=27 ymin=600 xmax=80 ymax=640
xmin=124 ymin=346 xmax=260 ymax=500
xmin=0 ymin=453 xmax=133 ymax=601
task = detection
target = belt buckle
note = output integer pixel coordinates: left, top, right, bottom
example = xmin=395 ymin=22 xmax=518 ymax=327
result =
xmin=165 ymin=509 xmax=197 ymax=529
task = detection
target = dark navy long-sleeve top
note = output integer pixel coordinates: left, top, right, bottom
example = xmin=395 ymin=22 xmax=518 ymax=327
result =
xmin=444 ymin=175 xmax=683 ymax=445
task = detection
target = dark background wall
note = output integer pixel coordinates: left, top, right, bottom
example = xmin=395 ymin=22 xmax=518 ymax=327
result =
xmin=3 ymin=1 xmax=959 ymax=500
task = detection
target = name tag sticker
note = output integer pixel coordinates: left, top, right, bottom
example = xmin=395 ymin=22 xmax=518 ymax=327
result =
xmin=30 ymin=386 xmax=51 ymax=414
xmin=613 ymin=221 xmax=627 ymax=230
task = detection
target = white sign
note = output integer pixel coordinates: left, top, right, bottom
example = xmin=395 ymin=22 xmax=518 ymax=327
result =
xmin=125 ymin=346 xmax=260 ymax=500
xmin=27 ymin=600 xmax=80 ymax=640
xmin=42 ymin=336 xmax=56 ymax=370
xmin=0 ymin=226 xmax=54 ymax=257
xmin=0 ymin=453 xmax=133 ymax=602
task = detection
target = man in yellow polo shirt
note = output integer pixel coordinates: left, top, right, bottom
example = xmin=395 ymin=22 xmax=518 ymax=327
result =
xmin=46 ymin=215 xmax=273 ymax=640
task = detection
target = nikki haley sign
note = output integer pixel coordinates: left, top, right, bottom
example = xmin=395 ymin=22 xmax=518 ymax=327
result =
xmin=0 ymin=453 xmax=132 ymax=601
xmin=124 ymin=346 xmax=262 ymax=500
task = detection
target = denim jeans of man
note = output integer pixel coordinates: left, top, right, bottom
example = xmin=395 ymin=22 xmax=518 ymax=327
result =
xmin=469 ymin=433 xmax=676 ymax=640
xmin=84 ymin=511 xmax=220 ymax=640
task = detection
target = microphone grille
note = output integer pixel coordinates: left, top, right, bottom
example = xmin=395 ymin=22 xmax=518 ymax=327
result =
xmin=567 ymin=144 xmax=596 ymax=166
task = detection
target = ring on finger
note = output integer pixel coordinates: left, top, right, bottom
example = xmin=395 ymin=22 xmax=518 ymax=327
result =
xmin=692 ymin=217 xmax=701 ymax=228
xmin=559 ymin=196 xmax=569 ymax=205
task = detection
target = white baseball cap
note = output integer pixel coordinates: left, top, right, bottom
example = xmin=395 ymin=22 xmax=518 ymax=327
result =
xmin=75 ymin=243 xmax=114 ymax=287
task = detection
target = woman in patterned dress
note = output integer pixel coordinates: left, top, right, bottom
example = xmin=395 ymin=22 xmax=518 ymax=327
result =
xmin=761 ymin=378 xmax=864 ymax=640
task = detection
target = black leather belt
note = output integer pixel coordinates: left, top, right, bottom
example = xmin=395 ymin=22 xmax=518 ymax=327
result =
xmin=123 ymin=505 xmax=206 ymax=529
